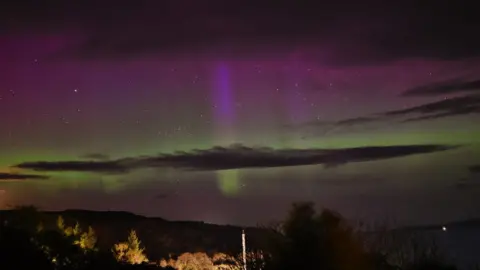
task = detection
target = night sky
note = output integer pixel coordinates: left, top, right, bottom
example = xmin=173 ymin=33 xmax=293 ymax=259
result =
xmin=1 ymin=1 xmax=479 ymax=226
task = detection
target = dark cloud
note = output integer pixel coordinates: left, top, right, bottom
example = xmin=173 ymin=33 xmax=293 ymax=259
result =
xmin=401 ymin=106 xmax=480 ymax=123
xmin=320 ymin=177 xmax=384 ymax=187
xmin=402 ymin=78 xmax=480 ymax=97
xmin=154 ymin=193 xmax=173 ymax=200
xmin=0 ymin=172 xmax=49 ymax=181
xmin=15 ymin=161 xmax=128 ymax=174
xmin=295 ymin=116 xmax=390 ymax=138
xmin=2 ymin=0 xmax=480 ymax=65
xmin=469 ymin=165 xmax=480 ymax=174
xmin=295 ymin=117 xmax=381 ymax=131
xmin=454 ymin=176 xmax=480 ymax=190
xmin=295 ymin=94 xmax=479 ymax=135
xmin=454 ymin=181 xmax=480 ymax=190
xmin=336 ymin=117 xmax=380 ymax=126
xmin=383 ymin=94 xmax=480 ymax=121
xmin=13 ymin=144 xmax=458 ymax=173
xmin=80 ymin=153 xmax=110 ymax=161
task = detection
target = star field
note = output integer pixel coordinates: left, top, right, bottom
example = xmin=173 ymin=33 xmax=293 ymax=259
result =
xmin=0 ymin=0 xmax=480 ymax=226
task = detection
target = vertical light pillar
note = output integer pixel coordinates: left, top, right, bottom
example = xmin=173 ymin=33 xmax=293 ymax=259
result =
xmin=242 ymin=229 xmax=247 ymax=270
xmin=213 ymin=63 xmax=240 ymax=196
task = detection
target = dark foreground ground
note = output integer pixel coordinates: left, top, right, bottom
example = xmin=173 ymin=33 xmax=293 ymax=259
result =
xmin=0 ymin=209 xmax=269 ymax=259
xmin=1 ymin=209 xmax=479 ymax=268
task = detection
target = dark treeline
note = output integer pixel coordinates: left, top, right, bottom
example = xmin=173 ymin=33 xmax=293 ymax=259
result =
xmin=0 ymin=203 xmax=466 ymax=270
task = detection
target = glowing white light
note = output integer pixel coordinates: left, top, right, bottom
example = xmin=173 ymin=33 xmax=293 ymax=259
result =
xmin=442 ymin=226 xmax=447 ymax=231
xmin=242 ymin=229 xmax=247 ymax=270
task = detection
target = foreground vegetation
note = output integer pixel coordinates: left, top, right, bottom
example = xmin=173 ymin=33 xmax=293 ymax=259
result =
xmin=0 ymin=203 xmax=464 ymax=270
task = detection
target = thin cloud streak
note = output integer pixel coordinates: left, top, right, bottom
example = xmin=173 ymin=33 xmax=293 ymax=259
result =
xmin=80 ymin=153 xmax=111 ymax=161
xmin=402 ymin=78 xmax=480 ymax=97
xmin=13 ymin=144 xmax=459 ymax=174
xmin=0 ymin=172 xmax=49 ymax=181
xmin=400 ymin=106 xmax=480 ymax=123
xmin=294 ymin=92 xmax=480 ymax=138
xmin=383 ymin=95 xmax=480 ymax=116
xmin=15 ymin=161 xmax=128 ymax=174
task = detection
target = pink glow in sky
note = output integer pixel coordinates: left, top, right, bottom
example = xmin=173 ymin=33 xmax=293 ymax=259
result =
xmin=1 ymin=1 xmax=479 ymax=226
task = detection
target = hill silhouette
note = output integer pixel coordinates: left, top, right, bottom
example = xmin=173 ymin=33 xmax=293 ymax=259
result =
xmin=0 ymin=209 xmax=270 ymax=261
xmin=1 ymin=205 xmax=473 ymax=269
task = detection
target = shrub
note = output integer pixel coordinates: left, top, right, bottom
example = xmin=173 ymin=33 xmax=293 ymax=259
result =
xmin=113 ymin=230 xmax=149 ymax=265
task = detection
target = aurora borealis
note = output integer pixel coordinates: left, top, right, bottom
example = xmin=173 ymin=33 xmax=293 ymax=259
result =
xmin=1 ymin=1 xmax=480 ymax=226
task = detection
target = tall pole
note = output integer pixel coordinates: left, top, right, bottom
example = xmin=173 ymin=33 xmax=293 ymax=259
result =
xmin=242 ymin=229 xmax=247 ymax=270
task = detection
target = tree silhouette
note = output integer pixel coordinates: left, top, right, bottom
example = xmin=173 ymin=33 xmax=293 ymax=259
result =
xmin=113 ymin=230 xmax=148 ymax=265
xmin=56 ymin=216 xmax=97 ymax=252
xmin=57 ymin=215 xmax=66 ymax=231
xmin=35 ymin=229 xmax=84 ymax=269
xmin=265 ymin=202 xmax=371 ymax=270
xmin=44 ymin=215 xmax=102 ymax=269
xmin=0 ymin=225 xmax=53 ymax=270
xmin=76 ymin=226 xmax=97 ymax=251
xmin=174 ymin=252 xmax=214 ymax=270
xmin=7 ymin=205 xmax=44 ymax=233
